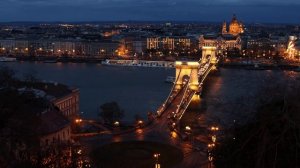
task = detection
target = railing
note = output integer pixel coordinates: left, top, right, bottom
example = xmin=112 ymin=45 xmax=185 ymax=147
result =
xmin=157 ymin=68 xmax=182 ymax=116
xmin=175 ymin=71 xmax=193 ymax=115
xmin=158 ymin=57 xmax=219 ymax=118
xmin=199 ymin=64 xmax=214 ymax=85
xmin=174 ymin=57 xmax=217 ymax=121
xmin=177 ymin=90 xmax=196 ymax=120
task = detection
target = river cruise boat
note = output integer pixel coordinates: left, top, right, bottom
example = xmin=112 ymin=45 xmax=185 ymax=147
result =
xmin=0 ymin=57 xmax=16 ymax=62
xmin=102 ymin=59 xmax=174 ymax=68
xmin=165 ymin=76 xmax=175 ymax=83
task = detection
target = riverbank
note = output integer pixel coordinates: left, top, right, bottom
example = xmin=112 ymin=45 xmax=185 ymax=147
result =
xmin=220 ymin=62 xmax=300 ymax=71
xmin=15 ymin=55 xmax=105 ymax=63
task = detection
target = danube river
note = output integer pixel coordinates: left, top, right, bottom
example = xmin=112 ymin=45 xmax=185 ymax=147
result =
xmin=1 ymin=61 xmax=299 ymax=124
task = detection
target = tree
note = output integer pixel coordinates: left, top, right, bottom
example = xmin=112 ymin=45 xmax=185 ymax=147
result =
xmin=0 ymin=66 xmax=16 ymax=88
xmin=99 ymin=102 xmax=124 ymax=123
xmin=213 ymin=82 xmax=300 ymax=168
xmin=23 ymin=69 xmax=39 ymax=84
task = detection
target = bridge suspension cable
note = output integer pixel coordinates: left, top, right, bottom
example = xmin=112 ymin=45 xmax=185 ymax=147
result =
xmin=157 ymin=68 xmax=183 ymax=117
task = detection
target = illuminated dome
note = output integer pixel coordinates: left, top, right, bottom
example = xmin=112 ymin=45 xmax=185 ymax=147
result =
xmin=228 ymin=14 xmax=244 ymax=36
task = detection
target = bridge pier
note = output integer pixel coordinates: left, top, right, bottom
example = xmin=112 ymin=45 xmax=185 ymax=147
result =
xmin=175 ymin=61 xmax=199 ymax=91
xmin=201 ymin=46 xmax=217 ymax=65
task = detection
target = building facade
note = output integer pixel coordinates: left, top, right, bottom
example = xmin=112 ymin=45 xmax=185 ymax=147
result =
xmin=199 ymin=34 xmax=242 ymax=55
xmin=147 ymin=37 xmax=191 ymax=50
xmin=287 ymin=36 xmax=300 ymax=60
xmin=222 ymin=14 xmax=244 ymax=36
xmin=39 ymin=108 xmax=72 ymax=146
xmin=51 ymin=88 xmax=80 ymax=119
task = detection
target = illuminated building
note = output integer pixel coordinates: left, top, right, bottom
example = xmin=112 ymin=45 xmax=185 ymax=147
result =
xmin=121 ymin=37 xmax=146 ymax=56
xmin=286 ymin=36 xmax=300 ymax=60
xmin=222 ymin=14 xmax=244 ymax=36
xmin=101 ymin=29 xmax=120 ymax=37
xmin=162 ymin=37 xmax=175 ymax=50
xmin=53 ymin=41 xmax=76 ymax=56
xmin=147 ymin=37 xmax=160 ymax=49
xmin=222 ymin=21 xmax=228 ymax=34
xmin=147 ymin=37 xmax=191 ymax=50
xmin=199 ymin=34 xmax=242 ymax=55
xmin=199 ymin=15 xmax=244 ymax=56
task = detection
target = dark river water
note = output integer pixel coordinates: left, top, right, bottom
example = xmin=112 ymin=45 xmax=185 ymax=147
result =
xmin=1 ymin=61 xmax=299 ymax=125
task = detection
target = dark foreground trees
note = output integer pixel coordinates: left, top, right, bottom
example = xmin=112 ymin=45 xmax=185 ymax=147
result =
xmin=99 ymin=101 xmax=124 ymax=123
xmin=213 ymin=83 xmax=300 ymax=168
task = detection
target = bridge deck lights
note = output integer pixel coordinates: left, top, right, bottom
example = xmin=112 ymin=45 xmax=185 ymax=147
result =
xmin=75 ymin=118 xmax=82 ymax=124
xmin=211 ymin=126 xmax=219 ymax=131
xmin=208 ymin=143 xmax=215 ymax=148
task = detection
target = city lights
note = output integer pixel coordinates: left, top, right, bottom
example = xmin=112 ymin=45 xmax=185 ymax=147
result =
xmin=0 ymin=7 xmax=298 ymax=168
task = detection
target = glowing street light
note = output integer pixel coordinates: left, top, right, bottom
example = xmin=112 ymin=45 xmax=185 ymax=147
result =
xmin=211 ymin=126 xmax=219 ymax=131
xmin=75 ymin=118 xmax=82 ymax=124
xmin=114 ymin=121 xmax=120 ymax=127
xmin=185 ymin=126 xmax=191 ymax=131
xmin=153 ymin=153 xmax=161 ymax=167
xmin=153 ymin=153 xmax=160 ymax=159
xmin=208 ymin=143 xmax=215 ymax=148
xmin=170 ymin=131 xmax=178 ymax=138
xmin=137 ymin=120 xmax=144 ymax=128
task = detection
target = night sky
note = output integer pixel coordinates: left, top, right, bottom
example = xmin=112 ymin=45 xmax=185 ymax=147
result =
xmin=1 ymin=0 xmax=300 ymax=23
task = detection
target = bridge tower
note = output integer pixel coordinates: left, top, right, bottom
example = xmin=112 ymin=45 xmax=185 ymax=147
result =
xmin=175 ymin=61 xmax=199 ymax=91
xmin=201 ymin=46 xmax=217 ymax=65
xmin=174 ymin=61 xmax=201 ymax=106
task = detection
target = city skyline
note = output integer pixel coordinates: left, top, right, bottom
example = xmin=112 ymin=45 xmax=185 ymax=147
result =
xmin=1 ymin=0 xmax=300 ymax=23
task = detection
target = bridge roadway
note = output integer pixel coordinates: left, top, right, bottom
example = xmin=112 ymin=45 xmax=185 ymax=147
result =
xmin=78 ymin=60 xmax=217 ymax=168
xmin=171 ymin=60 xmax=214 ymax=124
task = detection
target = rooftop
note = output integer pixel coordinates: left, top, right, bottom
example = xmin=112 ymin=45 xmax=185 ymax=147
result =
xmin=38 ymin=108 xmax=70 ymax=136
xmin=17 ymin=81 xmax=78 ymax=99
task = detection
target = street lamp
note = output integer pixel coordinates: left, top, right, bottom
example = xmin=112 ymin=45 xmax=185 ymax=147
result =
xmin=153 ymin=153 xmax=161 ymax=168
xmin=185 ymin=126 xmax=191 ymax=131
xmin=114 ymin=121 xmax=120 ymax=127
xmin=75 ymin=118 xmax=82 ymax=124
xmin=210 ymin=126 xmax=219 ymax=131
xmin=207 ymin=143 xmax=215 ymax=149
xmin=137 ymin=120 xmax=144 ymax=128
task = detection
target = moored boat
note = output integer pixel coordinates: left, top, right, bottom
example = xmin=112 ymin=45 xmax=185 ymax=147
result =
xmin=165 ymin=76 xmax=175 ymax=83
xmin=0 ymin=57 xmax=17 ymax=62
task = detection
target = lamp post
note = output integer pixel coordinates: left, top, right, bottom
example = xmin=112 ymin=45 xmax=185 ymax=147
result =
xmin=185 ymin=126 xmax=193 ymax=144
xmin=208 ymin=152 xmax=213 ymax=168
xmin=114 ymin=121 xmax=120 ymax=127
xmin=153 ymin=153 xmax=161 ymax=168
xmin=137 ymin=120 xmax=144 ymax=128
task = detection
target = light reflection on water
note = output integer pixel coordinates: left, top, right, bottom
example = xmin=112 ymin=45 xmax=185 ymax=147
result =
xmin=1 ymin=62 xmax=299 ymax=124
xmin=1 ymin=61 xmax=173 ymax=122
xmin=199 ymin=68 xmax=300 ymax=127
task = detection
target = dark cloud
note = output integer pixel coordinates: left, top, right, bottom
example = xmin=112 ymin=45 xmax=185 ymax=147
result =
xmin=0 ymin=0 xmax=299 ymax=23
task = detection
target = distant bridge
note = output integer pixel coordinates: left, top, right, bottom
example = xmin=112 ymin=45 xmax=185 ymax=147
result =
xmin=156 ymin=46 xmax=218 ymax=131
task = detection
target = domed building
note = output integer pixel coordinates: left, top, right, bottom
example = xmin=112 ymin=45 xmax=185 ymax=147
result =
xmin=287 ymin=37 xmax=300 ymax=60
xmin=222 ymin=14 xmax=244 ymax=36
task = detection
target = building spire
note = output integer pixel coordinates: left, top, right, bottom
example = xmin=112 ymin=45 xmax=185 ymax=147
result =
xmin=222 ymin=21 xmax=227 ymax=34
xmin=232 ymin=14 xmax=237 ymax=21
